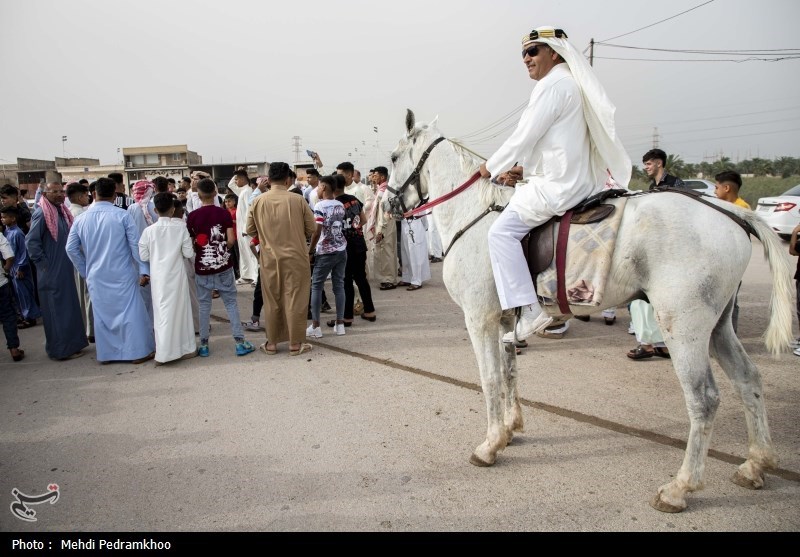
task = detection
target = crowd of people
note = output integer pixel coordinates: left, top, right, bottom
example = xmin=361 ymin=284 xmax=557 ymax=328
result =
xmin=0 ymin=157 xmax=447 ymax=363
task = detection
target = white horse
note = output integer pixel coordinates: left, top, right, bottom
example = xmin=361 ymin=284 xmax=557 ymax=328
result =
xmin=384 ymin=110 xmax=794 ymax=512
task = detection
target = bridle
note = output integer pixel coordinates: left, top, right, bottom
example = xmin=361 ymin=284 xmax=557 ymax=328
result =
xmin=385 ymin=136 xmax=446 ymax=218
xmin=385 ymin=134 xmax=503 ymax=257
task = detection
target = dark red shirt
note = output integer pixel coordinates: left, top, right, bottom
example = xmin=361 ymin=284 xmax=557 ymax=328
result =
xmin=186 ymin=205 xmax=234 ymax=275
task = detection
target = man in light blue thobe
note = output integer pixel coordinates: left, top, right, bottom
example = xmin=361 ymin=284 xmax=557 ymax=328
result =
xmin=66 ymin=178 xmax=155 ymax=364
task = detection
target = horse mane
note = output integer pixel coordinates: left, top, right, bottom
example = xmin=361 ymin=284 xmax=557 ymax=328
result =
xmin=446 ymin=137 xmax=513 ymax=208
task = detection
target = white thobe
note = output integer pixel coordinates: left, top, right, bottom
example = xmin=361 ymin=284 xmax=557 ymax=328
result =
xmin=486 ymin=63 xmax=593 ymax=310
xmin=69 ymin=204 xmax=94 ymax=337
xmin=226 ymin=178 xmax=258 ymax=282
xmin=428 ymin=215 xmax=443 ymax=258
xmin=401 ymin=218 xmax=431 ymax=287
xmin=186 ymin=191 xmax=221 ymax=213
xmin=138 ymin=218 xmax=196 ymax=363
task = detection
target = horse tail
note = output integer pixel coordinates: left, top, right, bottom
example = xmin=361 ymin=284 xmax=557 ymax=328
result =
xmin=742 ymin=210 xmax=794 ymax=356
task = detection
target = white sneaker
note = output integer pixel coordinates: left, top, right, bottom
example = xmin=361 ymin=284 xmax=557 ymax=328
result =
xmin=243 ymin=320 xmax=264 ymax=332
xmin=334 ymin=323 xmax=346 ymax=336
xmin=628 ymin=323 xmax=636 ymax=335
xmin=793 ymin=347 xmax=800 ymax=357
xmin=306 ymin=325 xmax=323 ymax=338
xmin=502 ymin=305 xmax=552 ymax=343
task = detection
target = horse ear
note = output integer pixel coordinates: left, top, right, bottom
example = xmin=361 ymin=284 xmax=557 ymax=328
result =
xmin=405 ymin=109 xmax=416 ymax=134
xmin=430 ymin=115 xmax=439 ymax=129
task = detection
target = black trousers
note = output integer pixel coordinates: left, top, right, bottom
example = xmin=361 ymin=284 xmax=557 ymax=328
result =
xmin=344 ymin=248 xmax=375 ymax=320
xmin=0 ymin=283 xmax=20 ymax=349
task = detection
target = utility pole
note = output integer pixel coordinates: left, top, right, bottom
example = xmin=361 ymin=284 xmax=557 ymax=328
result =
xmin=291 ymin=136 xmax=302 ymax=163
xmin=62 ymin=135 xmax=67 ymax=157
xmin=589 ymin=38 xmax=594 ymax=66
xmin=652 ymin=127 xmax=659 ymax=149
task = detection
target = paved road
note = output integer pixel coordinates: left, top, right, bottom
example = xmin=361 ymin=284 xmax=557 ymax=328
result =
xmin=1 ymin=239 xmax=798 ymax=532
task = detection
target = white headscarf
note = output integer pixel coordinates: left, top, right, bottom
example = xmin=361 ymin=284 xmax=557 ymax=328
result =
xmin=524 ymin=26 xmax=631 ymax=188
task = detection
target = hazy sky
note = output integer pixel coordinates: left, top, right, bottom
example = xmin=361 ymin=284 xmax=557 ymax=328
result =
xmin=1 ymin=0 xmax=798 ymax=173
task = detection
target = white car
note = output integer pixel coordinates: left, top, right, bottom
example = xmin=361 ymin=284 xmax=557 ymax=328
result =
xmin=682 ymin=179 xmax=716 ymax=197
xmin=755 ymin=184 xmax=800 ymax=240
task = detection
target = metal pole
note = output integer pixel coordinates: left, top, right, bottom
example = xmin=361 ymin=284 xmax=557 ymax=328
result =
xmin=589 ymin=38 xmax=594 ymax=66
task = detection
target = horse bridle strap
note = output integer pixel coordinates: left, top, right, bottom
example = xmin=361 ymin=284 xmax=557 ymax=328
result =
xmin=386 ymin=136 xmax=446 ymax=216
xmin=404 ymin=171 xmax=482 ymax=219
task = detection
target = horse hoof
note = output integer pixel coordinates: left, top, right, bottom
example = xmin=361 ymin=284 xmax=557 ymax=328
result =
xmin=732 ymin=469 xmax=764 ymax=490
xmin=649 ymin=492 xmax=686 ymax=513
xmin=469 ymin=453 xmax=494 ymax=467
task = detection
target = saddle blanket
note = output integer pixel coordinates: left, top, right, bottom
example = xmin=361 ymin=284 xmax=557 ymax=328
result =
xmin=537 ymin=197 xmax=627 ymax=309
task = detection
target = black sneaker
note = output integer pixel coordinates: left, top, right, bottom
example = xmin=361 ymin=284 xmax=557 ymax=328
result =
xmin=321 ymin=301 xmax=332 ymax=313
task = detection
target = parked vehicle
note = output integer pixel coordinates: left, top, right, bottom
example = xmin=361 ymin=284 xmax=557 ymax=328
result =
xmin=755 ymin=184 xmax=800 ymax=240
xmin=682 ymin=179 xmax=716 ymax=197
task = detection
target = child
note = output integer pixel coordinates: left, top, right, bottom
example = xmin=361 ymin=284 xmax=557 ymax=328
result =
xmin=0 ymin=206 xmax=41 ymax=329
xmin=0 ymin=184 xmax=32 ymax=234
xmin=186 ymin=179 xmax=255 ymax=357
xmin=714 ymin=170 xmax=750 ymax=333
xmin=306 ymin=175 xmax=347 ymax=338
xmin=224 ymin=193 xmax=241 ymax=281
xmin=0 ymin=232 xmax=24 ymax=361
xmin=172 ymin=199 xmax=200 ymax=334
xmin=138 ymin=193 xmax=197 ymax=365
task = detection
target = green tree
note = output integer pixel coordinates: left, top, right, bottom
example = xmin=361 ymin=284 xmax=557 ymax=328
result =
xmin=750 ymin=158 xmax=773 ymax=177
xmin=666 ymin=154 xmax=686 ymax=178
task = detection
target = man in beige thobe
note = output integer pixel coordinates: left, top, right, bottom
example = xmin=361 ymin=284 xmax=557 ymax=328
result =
xmin=246 ymin=162 xmax=316 ymax=355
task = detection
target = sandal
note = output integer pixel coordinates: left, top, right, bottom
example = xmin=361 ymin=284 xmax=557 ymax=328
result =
xmin=379 ymin=283 xmax=396 ymax=290
xmin=260 ymin=343 xmax=277 ymax=355
xmin=627 ymin=345 xmax=655 ymax=360
xmin=653 ymin=347 xmax=671 ymax=359
xmin=10 ymin=348 xmax=24 ymax=362
xmin=397 ymin=281 xmax=411 ymax=287
xmin=361 ymin=313 xmax=376 ymax=322
xmin=406 ymin=284 xmax=422 ymax=291
xmin=289 ymin=343 xmax=313 ymax=356
xmin=17 ymin=319 xmax=36 ymax=329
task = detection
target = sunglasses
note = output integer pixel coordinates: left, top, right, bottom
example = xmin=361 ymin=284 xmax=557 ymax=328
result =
xmin=522 ymin=45 xmax=544 ymax=58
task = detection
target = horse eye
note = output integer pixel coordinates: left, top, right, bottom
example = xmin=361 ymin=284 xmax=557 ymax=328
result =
xmin=391 ymin=155 xmax=398 ymax=163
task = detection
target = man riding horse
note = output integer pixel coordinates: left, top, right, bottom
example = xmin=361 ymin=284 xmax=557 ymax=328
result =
xmin=478 ymin=26 xmax=631 ymax=343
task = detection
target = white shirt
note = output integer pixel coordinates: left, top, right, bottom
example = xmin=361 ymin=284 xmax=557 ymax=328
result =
xmin=486 ymin=63 xmax=593 ymax=222
xmin=0 ymin=234 xmax=14 ymax=288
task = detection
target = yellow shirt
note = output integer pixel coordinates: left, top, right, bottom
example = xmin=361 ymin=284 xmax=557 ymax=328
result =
xmin=734 ymin=197 xmax=751 ymax=210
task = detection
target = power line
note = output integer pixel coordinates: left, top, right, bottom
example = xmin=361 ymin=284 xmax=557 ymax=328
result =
xmin=454 ymin=100 xmax=528 ymax=140
xmin=598 ymin=0 xmax=716 ymax=43
xmin=594 ymin=55 xmax=800 ymax=62
xmin=596 ymin=43 xmax=800 ymax=55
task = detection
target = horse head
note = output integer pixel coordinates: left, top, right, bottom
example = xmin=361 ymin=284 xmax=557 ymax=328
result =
xmin=384 ymin=109 xmax=442 ymax=218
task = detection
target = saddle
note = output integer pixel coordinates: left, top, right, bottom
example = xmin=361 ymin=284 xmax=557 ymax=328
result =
xmin=521 ymin=188 xmax=628 ymax=315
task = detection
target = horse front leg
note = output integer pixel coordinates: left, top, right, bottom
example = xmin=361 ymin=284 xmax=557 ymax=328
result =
xmin=501 ymin=313 xmax=524 ymax=443
xmin=464 ymin=314 xmax=508 ymax=467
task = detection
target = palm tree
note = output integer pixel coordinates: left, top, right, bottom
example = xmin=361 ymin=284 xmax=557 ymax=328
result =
xmin=666 ymin=154 xmax=686 ymax=178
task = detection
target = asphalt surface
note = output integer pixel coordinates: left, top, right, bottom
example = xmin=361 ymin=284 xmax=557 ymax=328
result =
xmin=1 ymin=238 xmax=798 ymax=533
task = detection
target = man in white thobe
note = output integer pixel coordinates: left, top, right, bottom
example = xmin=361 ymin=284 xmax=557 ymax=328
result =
xmin=479 ymin=26 xmax=631 ymax=342
xmin=226 ymin=168 xmax=258 ymax=283
xmin=400 ymin=216 xmax=431 ymax=289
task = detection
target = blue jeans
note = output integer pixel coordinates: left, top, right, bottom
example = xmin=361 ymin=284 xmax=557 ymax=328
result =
xmin=311 ymin=250 xmax=347 ymax=323
xmin=195 ymin=268 xmax=244 ymax=343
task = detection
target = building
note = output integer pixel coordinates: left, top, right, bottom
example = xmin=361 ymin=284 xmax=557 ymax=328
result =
xmin=123 ymin=144 xmax=202 ymax=184
xmin=57 ymin=157 xmax=125 ymax=187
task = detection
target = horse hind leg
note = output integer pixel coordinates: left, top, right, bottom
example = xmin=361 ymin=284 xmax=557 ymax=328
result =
xmin=464 ymin=315 xmax=509 ymax=467
xmin=650 ymin=309 xmax=720 ymax=513
xmin=710 ymin=299 xmax=777 ymax=490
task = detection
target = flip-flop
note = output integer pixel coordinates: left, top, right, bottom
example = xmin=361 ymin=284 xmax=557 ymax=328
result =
xmin=397 ymin=281 xmax=412 ymax=287
xmin=260 ymin=343 xmax=277 ymax=355
xmin=654 ymin=347 xmax=671 ymax=359
xmin=379 ymin=283 xmax=397 ymax=290
xmin=406 ymin=284 xmax=422 ymax=291
xmin=627 ymin=345 xmax=655 ymax=360
xmin=289 ymin=343 xmax=313 ymax=356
